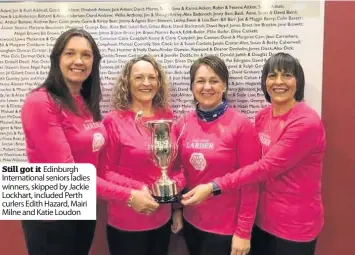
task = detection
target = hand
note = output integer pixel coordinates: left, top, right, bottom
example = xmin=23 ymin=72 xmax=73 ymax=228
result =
xmin=180 ymin=183 xmax=213 ymax=206
xmin=141 ymin=185 xmax=151 ymax=194
xmin=230 ymin=235 xmax=250 ymax=255
xmin=129 ymin=189 xmax=159 ymax=215
xmin=171 ymin=209 xmax=183 ymax=234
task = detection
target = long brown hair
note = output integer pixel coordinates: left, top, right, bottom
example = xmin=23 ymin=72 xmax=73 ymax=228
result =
xmin=40 ymin=28 xmax=103 ymax=121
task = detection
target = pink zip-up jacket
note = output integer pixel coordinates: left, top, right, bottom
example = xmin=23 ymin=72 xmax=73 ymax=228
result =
xmin=175 ymin=108 xmax=261 ymax=238
xmin=20 ymin=88 xmax=126 ymax=199
xmin=98 ymin=109 xmax=185 ymax=231
xmin=214 ymin=102 xmax=326 ymax=241
xmin=21 ymin=88 xmax=106 ymax=165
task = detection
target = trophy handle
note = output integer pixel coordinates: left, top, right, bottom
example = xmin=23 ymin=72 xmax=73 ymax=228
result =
xmin=134 ymin=111 xmax=145 ymax=136
xmin=174 ymin=121 xmax=186 ymax=149
xmin=169 ymin=116 xmax=186 ymax=163
xmin=135 ymin=111 xmax=156 ymax=137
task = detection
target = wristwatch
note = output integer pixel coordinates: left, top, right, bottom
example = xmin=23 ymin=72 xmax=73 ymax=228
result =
xmin=211 ymin=181 xmax=221 ymax=196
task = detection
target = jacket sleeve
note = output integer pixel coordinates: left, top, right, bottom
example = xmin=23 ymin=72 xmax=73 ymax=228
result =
xmin=97 ymin=114 xmax=145 ymax=202
xmin=96 ymin=177 xmax=132 ymax=203
xmin=170 ymin=117 xmax=187 ymax=191
xmin=233 ymin=118 xmax=261 ymax=239
xmin=21 ymin=92 xmax=75 ymax=163
xmin=169 ymin=151 xmax=187 ymax=210
xmin=170 ymin=153 xmax=187 ymax=192
xmin=170 ymin=115 xmax=187 ymax=210
xmin=214 ymin=116 xmax=323 ymax=193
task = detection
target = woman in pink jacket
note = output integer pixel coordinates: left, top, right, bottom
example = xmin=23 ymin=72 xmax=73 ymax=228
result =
xmin=172 ymin=55 xmax=261 ymax=255
xmin=21 ymin=28 xmax=107 ymax=255
xmin=98 ymin=55 xmax=185 ymax=255
xmin=181 ymin=52 xmax=326 ymax=255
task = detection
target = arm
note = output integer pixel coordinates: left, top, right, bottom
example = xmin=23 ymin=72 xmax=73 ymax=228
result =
xmin=169 ymin=115 xmax=187 ymax=192
xmin=20 ymin=93 xmax=133 ymax=202
xmin=97 ymin=115 xmax=146 ymax=202
xmin=170 ymin=117 xmax=187 ymax=210
xmin=233 ymin=119 xmax=261 ymax=239
xmin=20 ymin=92 xmax=75 ymax=163
xmin=100 ymin=115 xmax=146 ymax=189
xmin=214 ymin=116 xmax=322 ymax=193
xmin=96 ymin=177 xmax=132 ymax=203
xmin=169 ymin=146 xmax=187 ymax=192
xmin=169 ymin=154 xmax=187 ymax=211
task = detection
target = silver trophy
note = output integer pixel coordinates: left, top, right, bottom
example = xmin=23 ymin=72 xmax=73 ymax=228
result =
xmin=135 ymin=112 xmax=179 ymax=203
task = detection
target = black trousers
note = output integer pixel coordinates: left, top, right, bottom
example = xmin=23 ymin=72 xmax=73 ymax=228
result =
xmin=21 ymin=220 xmax=96 ymax=255
xmin=250 ymin=225 xmax=317 ymax=255
xmin=106 ymin=221 xmax=171 ymax=255
xmin=183 ymin=219 xmax=233 ymax=255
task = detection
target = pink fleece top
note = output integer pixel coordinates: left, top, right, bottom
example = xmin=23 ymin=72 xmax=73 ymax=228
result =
xmin=98 ymin=109 xmax=185 ymax=231
xmin=214 ymin=102 xmax=326 ymax=241
xmin=175 ymin=108 xmax=261 ymax=238
xmin=20 ymin=88 xmax=163 ymax=211
xmin=20 ymin=88 xmax=117 ymax=204
xmin=21 ymin=88 xmax=106 ymax=166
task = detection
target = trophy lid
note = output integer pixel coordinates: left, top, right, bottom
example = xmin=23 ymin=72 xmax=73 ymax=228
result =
xmin=145 ymin=119 xmax=173 ymax=124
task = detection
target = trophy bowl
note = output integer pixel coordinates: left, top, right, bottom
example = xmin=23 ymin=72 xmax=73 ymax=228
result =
xmin=145 ymin=119 xmax=179 ymax=203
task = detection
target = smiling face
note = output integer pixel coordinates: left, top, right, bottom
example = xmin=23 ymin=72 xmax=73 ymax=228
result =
xmin=261 ymin=53 xmax=305 ymax=105
xmin=192 ymin=65 xmax=226 ymax=111
xmin=129 ymin=60 xmax=159 ymax=106
xmin=59 ymin=36 xmax=93 ymax=89
xmin=266 ymin=70 xmax=297 ymax=105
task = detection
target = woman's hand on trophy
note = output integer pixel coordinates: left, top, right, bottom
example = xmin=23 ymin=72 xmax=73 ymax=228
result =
xmin=180 ymin=183 xmax=213 ymax=206
xmin=128 ymin=189 xmax=159 ymax=215
xmin=141 ymin=185 xmax=151 ymax=195
xmin=171 ymin=209 xmax=183 ymax=234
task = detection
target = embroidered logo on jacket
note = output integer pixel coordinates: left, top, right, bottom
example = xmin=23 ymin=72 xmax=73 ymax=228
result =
xmin=186 ymin=140 xmax=214 ymax=149
xmin=92 ymin=132 xmax=105 ymax=152
xmin=259 ymin=133 xmax=271 ymax=147
xmin=258 ymin=132 xmax=271 ymax=156
xmin=84 ymin=121 xmax=103 ymax=130
xmin=189 ymin=152 xmax=207 ymax=171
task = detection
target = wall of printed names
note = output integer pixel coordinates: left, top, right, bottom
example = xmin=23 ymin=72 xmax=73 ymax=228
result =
xmin=0 ymin=0 xmax=325 ymax=162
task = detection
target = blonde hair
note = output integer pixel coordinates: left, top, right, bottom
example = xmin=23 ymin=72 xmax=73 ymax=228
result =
xmin=111 ymin=55 xmax=169 ymax=110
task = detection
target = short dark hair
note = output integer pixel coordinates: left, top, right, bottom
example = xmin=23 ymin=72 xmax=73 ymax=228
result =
xmin=40 ymin=28 xmax=103 ymax=121
xmin=189 ymin=55 xmax=229 ymax=101
xmin=261 ymin=52 xmax=305 ymax=103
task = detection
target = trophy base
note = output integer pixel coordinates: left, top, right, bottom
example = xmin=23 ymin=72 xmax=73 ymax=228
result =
xmin=153 ymin=194 xmax=180 ymax=204
xmin=151 ymin=179 xmax=179 ymax=204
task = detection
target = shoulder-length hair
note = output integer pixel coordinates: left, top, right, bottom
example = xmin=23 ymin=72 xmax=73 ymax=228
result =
xmin=261 ymin=52 xmax=305 ymax=103
xmin=40 ymin=28 xmax=102 ymax=121
xmin=111 ymin=55 xmax=169 ymax=110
